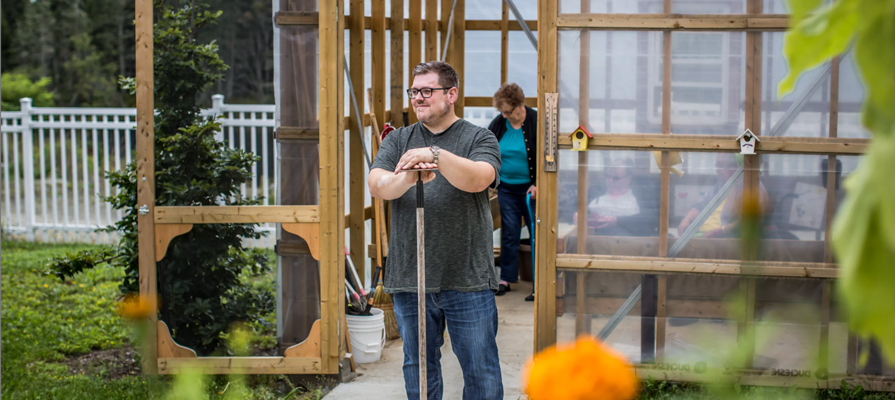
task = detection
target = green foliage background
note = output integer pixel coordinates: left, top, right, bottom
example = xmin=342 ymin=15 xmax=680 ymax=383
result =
xmin=1 ymin=0 xmax=273 ymax=107
xmin=51 ymin=1 xmax=274 ymax=355
xmin=780 ymin=0 xmax=895 ymax=363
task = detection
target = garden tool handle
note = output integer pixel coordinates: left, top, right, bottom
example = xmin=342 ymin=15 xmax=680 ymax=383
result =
xmin=416 ymin=175 xmax=427 ymax=399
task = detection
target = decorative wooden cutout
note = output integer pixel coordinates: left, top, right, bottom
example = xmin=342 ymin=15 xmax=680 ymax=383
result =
xmin=282 ymin=223 xmax=320 ymax=260
xmin=283 ymin=319 xmax=321 ymax=358
xmin=155 ymin=224 xmax=194 ymax=261
xmin=158 ymin=321 xmax=197 ymax=358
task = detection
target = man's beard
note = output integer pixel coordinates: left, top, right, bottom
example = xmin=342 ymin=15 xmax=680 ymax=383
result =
xmin=416 ymin=100 xmax=451 ymax=125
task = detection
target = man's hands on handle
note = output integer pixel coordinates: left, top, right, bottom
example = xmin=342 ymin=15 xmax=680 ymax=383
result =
xmin=369 ymin=147 xmax=495 ymax=200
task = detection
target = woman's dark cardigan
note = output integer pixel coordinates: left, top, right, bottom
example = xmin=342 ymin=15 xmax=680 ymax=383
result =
xmin=486 ymin=106 xmax=538 ymax=185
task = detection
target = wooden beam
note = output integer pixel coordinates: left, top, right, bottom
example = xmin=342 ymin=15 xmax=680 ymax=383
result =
xmin=557 ymin=134 xmax=869 ymax=155
xmin=158 ymin=357 xmax=322 ymax=375
xmin=318 ymin=0 xmax=344 ymax=374
xmin=555 ymin=254 xmax=839 ymax=278
xmin=556 ymin=14 xmax=789 ymax=31
xmin=466 ymin=19 xmax=538 ymax=31
xmin=347 ymin=17 xmax=538 ymax=32
xmin=275 ymin=11 xmax=319 ymax=26
xmin=465 ymin=96 xmax=537 ymax=108
xmin=349 ymin=0 xmax=366 ymax=286
xmin=155 ymin=206 xmax=319 ymax=224
xmin=135 ymin=0 xmax=157 ymax=375
xmin=535 ymin=0 xmax=559 ymax=354
xmin=276 ymin=127 xmax=320 ymax=141
xmin=390 ymin=0 xmax=405 ymax=127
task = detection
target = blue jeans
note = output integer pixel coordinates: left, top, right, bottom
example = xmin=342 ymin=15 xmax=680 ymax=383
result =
xmin=498 ymin=182 xmax=534 ymax=283
xmin=393 ymin=290 xmax=503 ymax=400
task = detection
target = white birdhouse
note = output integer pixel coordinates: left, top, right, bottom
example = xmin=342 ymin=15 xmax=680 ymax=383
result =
xmin=736 ymin=129 xmax=760 ymax=155
xmin=569 ymin=126 xmax=592 ymax=152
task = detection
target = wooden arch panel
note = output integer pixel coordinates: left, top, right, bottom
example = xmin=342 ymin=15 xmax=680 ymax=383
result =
xmin=157 ymin=321 xmax=198 ymax=358
xmin=282 ymin=223 xmax=321 ymax=260
xmin=283 ymin=319 xmax=321 ymax=358
xmin=155 ymin=224 xmax=194 ymax=262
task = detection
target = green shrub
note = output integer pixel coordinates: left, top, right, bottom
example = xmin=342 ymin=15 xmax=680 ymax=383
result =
xmin=1 ymin=72 xmax=54 ymax=111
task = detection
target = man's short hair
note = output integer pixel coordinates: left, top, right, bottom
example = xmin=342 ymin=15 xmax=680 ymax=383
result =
xmin=412 ymin=61 xmax=459 ymax=89
xmin=492 ymin=83 xmax=525 ymax=110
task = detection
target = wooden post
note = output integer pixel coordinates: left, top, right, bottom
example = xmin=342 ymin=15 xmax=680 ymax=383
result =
xmin=349 ymin=0 xmax=366 ymax=289
xmin=500 ymin=1 xmax=509 ymax=84
xmin=372 ymin=0 xmax=387 ymax=129
xmin=135 ymin=0 xmax=158 ymax=376
xmin=390 ymin=0 xmax=405 ymax=127
xmin=318 ymin=0 xmax=345 ymax=374
xmin=655 ymin=0 xmax=673 ymax=362
xmin=821 ymin=55 xmax=840 ymax=372
xmin=409 ymin=0 xmax=422 ymax=124
xmin=574 ymin=0 xmax=591 ymax=336
xmin=535 ymin=0 xmax=558 ymax=353
xmin=453 ymin=0 xmax=465 ymax=116
xmin=425 ymin=0 xmax=438 ymax=62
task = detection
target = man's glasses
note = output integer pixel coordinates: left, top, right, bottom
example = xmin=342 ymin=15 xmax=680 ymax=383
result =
xmin=407 ymin=87 xmax=452 ymax=99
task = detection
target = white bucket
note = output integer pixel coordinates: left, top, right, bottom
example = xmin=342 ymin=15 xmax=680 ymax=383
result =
xmin=346 ymin=307 xmax=386 ymax=364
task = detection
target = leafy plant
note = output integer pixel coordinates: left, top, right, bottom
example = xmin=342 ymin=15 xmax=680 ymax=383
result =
xmin=779 ymin=0 xmax=895 ymax=363
xmin=50 ymin=0 xmax=273 ymax=355
xmin=1 ymin=72 xmax=55 ymax=111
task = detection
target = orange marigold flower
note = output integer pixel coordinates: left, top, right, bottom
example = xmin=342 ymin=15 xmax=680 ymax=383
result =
xmin=117 ymin=294 xmax=157 ymax=321
xmin=523 ymin=335 xmax=639 ymax=400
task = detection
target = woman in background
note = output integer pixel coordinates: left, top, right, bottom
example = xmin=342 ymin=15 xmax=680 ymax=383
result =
xmin=488 ymin=83 xmax=538 ymax=298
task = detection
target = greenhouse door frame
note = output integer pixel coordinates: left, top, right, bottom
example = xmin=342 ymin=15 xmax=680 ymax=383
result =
xmin=135 ymin=0 xmax=345 ymax=375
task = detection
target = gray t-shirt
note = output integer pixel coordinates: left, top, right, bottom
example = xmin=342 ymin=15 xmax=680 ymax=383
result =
xmin=371 ymin=119 xmax=501 ymax=294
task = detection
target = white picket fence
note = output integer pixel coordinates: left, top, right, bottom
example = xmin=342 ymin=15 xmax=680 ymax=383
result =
xmin=0 ymin=95 xmax=277 ymax=245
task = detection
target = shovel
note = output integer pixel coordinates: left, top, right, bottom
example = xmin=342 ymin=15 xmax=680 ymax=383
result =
xmin=401 ymin=167 xmax=436 ymax=399
xmin=415 ymin=172 xmax=428 ymax=399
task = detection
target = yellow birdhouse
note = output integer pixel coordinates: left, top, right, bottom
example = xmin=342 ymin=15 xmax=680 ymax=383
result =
xmin=569 ymin=126 xmax=592 ymax=151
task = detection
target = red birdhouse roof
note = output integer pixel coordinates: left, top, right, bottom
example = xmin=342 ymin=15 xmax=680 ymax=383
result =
xmin=569 ymin=126 xmax=593 ymax=138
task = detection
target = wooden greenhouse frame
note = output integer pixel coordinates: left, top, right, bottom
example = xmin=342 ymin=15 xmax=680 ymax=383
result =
xmin=135 ymin=0 xmax=890 ymax=388
xmin=535 ymin=0 xmax=890 ymax=392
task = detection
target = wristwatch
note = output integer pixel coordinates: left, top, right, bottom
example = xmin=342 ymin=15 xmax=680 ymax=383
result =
xmin=430 ymin=145 xmax=441 ymax=164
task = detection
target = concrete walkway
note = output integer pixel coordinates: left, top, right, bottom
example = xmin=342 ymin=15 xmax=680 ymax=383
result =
xmin=325 ymin=281 xmax=535 ymax=400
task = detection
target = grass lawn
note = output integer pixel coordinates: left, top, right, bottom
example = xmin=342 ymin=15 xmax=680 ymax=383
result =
xmin=3 ymin=240 xmax=894 ymax=400
xmin=1 ymin=240 xmax=325 ymax=399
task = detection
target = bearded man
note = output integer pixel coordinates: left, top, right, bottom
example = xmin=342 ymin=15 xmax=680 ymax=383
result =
xmin=368 ymin=61 xmax=504 ymax=400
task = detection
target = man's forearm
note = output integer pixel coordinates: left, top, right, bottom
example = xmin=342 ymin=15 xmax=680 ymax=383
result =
xmin=368 ymin=169 xmax=415 ymax=200
xmin=437 ymin=150 xmax=495 ymax=193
